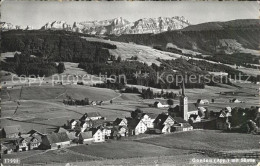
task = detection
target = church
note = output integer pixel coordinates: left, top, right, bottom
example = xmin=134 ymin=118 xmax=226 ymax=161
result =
xmin=168 ymin=81 xmax=200 ymax=122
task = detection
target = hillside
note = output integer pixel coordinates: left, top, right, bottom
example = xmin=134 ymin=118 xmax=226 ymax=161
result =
xmin=110 ymin=19 xmax=260 ymax=56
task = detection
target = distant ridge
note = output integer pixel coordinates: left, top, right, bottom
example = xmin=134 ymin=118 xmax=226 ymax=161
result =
xmin=1 ymin=16 xmax=190 ymax=35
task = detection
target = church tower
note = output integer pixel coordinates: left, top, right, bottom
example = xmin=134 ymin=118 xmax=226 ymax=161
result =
xmin=179 ymin=81 xmax=188 ymax=121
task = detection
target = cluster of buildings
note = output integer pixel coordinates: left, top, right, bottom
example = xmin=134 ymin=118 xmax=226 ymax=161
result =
xmin=1 ymin=82 xmax=248 ymax=154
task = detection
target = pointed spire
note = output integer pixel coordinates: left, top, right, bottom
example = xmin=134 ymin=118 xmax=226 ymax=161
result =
xmin=182 ymin=80 xmax=185 ymax=96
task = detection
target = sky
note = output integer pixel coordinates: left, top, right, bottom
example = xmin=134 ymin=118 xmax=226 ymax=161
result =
xmin=1 ymin=1 xmax=259 ymax=29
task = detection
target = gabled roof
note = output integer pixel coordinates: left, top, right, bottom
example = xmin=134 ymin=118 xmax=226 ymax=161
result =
xmin=80 ymin=112 xmax=102 ymax=121
xmin=190 ymin=114 xmax=200 ymax=120
xmin=4 ymin=125 xmax=22 ymax=135
xmin=113 ymin=118 xmax=124 ymax=126
xmin=127 ymin=119 xmax=144 ymax=129
xmin=154 ymin=113 xmax=173 ymax=125
xmin=80 ymin=120 xmax=92 ymax=127
xmin=89 ymin=128 xmax=101 ymax=136
xmin=45 ymin=132 xmax=70 ymax=144
xmin=27 ymin=130 xmax=45 ymax=136
xmin=173 ymin=117 xmax=188 ymax=123
xmin=80 ymin=131 xmax=93 ymax=139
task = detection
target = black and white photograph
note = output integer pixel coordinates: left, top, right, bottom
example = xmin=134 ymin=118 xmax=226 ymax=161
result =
xmin=0 ymin=1 xmax=260 ymax=165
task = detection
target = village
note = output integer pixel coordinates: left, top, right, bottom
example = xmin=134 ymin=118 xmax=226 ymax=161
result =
xmin=1 ymin=83 xmax=259 ymax=155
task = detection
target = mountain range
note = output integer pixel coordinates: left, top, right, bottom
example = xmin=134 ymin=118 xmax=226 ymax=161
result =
xmin=1 ymin=16 xmax=190 ymax=35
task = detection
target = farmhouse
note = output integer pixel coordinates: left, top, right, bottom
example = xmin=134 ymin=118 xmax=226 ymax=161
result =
xmin=2 ymin=125 xmax=23 ymax=138
xmin=154 ymin=101 xmax=169 ymax=108
xmin=230 ymin=98 xmax=242 ymax=103
xmin=197 ymin=99 xmax=209 ymax=105
xmin=112 ymin=126 xmax=128 ymax=137
xmin=80 ymin=112 xmax=102 ymax=121
xmin=189 ymin=114 xmax=201 ymax=123
xmin=29 ymin=135 xmax=42 ymax=150
xmin=154 ymin=113 xmax=175 ymax=133
xmin=113 ymin=118 xmax=127 ymax=126
xmin=1 ymin=143 xmax=17 ymax=154
xmin=78 ymin=131 xmax=94 ymax=144
xmin=68 ymin=119 xmax=78 ymax=129
xmin=140 ymin=113 xmax=157 ymax=128
xmin=101 ymin=127 xmax=113 ymax=139
xmin=80 ymin=121 xmax=93 ymax=132
xmin=127 ymin=119 xmax=147 ymax=135
xmin=16 ymin=137 xmax=30 ymax=151
xmin=41 ymin=132 xmax=70 ymax=149
xmin=90 ymin=101 xmax=97 ymax=106
xmin=89 ymin=128 xmax=105 ymax=142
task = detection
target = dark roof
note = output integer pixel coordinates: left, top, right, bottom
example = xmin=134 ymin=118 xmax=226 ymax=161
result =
xmin=45 ymin=132 xmax=70 ymax=144
xmin=173 ymin=117 xmax=188 ymax=123
xmin=190 ymin=114 xmax=199 ymax=119
xmin=113 ymin=118 xmax=123 ymax=126
xmin=80 ymin=131 xmax=93 ymax=139
xmin=127 ymin=119 xmax=142 ymax=129
xmin=88 ymin=128 xmax=100 ymax=136
xmin=27 ymin=130 xmax=45 ymax=136
xmin=188 ymin=103 xmax=198 ymax=112
xmin=4 ymin=125 xmax=22 ymax=135
xmin=154 ymin=113 xmax=172 ymax=125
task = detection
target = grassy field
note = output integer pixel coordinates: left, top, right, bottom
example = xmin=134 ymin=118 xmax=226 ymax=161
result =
xmin=68 ymin=141 xmax=188 ymax=159
xmin=137 ymin=130 xmax=260 ymax=151
xmin=83 ymin=37 xmax=182 ymax=65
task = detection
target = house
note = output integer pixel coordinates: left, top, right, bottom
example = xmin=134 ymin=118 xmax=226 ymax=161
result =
xmin=101 ymin=127 xmax=113 ymax=139
xmin=113 ymin=118 xmax=127 ymax=127
xmin=80 ymin=112 xmax=102 ymax=121
xmin=41 ymin=132 xmax=70 ymax=149
xmin=78 ymin=131 xmax=94 ymax=144
xmin=68 ymin=119 xmax=78 ymax=129
xmin=140 ymin=113 xmax=158 ymax=128
xmin=230 ymin=98 xmax=242 ymax=103
xmin=16 ymin=137 xmax=30 ymax=151
xmin=80 ymin=121 xmax=93 ymax=132
xmin=216 ymin=117 xmax=231 ymax=130
xmin=154 ymin=101 xmax=169 ymax=108
xmin=127 ymin=119 xmax=147 ymax=135
xmin=197 ymin=99 xmax=209 ymax=105
xmin=154 ymin=113 xmax=175 ymax=129
xmin=112 ymin=126 xmax=128 ymax=137
xmin=189 ymin=114 xmax=201 ymax=123
xmin=172 ymin=117 xmax=193 ymax=131
xmin=2 ymin=125 xmax=23 ymax=138
xmin=187 ymin=103 xmax=199 ymax=117
xmin=89 ymin=128 xmax=105 ymax=142
xmin=1 ymin=143 xmax=17 ymax=154
xmin=29 ymin=135 xmax=42 ymax=150
xmin=90 ymin=101 xmax=97 ymax=106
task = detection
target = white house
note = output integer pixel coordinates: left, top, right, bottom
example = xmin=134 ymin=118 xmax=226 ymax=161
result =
xmin=90 ymin=129 xmax=105 ymax=142
xmin=154 ymin=101 xmax=169 ymax=108
xmin=140 ymin=113 xmax=157 ymax=128
xmin=197 ymin=99 xmax=209 ymax=105
xmin=128 ymin=119 xmax=147 ymax=135
xmin=80 ymin=112 xmax=102 ymax=121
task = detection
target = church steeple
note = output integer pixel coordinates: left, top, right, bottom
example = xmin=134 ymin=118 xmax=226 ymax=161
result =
xmin=182 ymin=80 xmax=185 ymax=96
xmin=179 ymin=81 xmax=188 ymax=121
